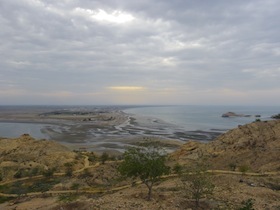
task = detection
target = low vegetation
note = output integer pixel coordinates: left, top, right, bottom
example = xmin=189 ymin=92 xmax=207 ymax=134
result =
xmin=180 ymin=159 xmax=214 ymax=209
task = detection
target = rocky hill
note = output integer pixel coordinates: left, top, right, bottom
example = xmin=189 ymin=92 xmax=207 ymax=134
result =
xmin=0 ymin=134 xmax=84 ymax=181
xmin=172 ymin=120 xmax=280 ymax=172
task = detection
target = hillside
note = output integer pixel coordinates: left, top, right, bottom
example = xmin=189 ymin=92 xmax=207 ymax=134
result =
xmin=0 ymin=134 xmax=84 ymax=181
xmin=0 ymin=121 xmax=279 ymax=209
xmin=172 ymin=120 xmax=280 ymax=172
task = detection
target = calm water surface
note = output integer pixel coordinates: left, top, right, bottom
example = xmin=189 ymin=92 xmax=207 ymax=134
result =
xmin=0 ymin=105 xmax=279 ymax=139
xmin=0 ymin=122 xmax=49 ymax=139
xmin=124 ymin=105 xmax=279 ymax=131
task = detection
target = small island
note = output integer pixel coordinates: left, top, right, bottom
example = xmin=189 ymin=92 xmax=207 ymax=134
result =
xmin=272 ymin=113 xmax=280 ymax=119
xmin=222 ymin=112 xmax=261 ymax=118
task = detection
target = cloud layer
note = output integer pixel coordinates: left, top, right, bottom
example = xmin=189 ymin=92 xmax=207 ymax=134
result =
xmin=1 ymin=0 xmax=280 ymax=105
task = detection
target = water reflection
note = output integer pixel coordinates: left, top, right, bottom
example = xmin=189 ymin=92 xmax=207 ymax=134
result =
xmin=0 ymin=122 xmax=49 ymax=139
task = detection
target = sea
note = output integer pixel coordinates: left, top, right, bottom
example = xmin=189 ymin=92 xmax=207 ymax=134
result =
xmin=0 ymin=105 xmax=279 ymax=140
xmin=124 ymin=105 xmax=279 ymax=131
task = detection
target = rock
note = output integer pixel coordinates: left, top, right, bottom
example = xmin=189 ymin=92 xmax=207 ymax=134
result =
xmin=271 ymin=113 xmax=280 ymax=119
xmin=222 ymin=112 xmax=262 ymax=118
xmin=222 ymin=112 xmax=245 ymax=117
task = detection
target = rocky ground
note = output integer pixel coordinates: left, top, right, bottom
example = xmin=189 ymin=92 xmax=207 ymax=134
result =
xmin=0 ymin=173 xmax=279 ymax=210
xmin=0 ymin=134 xmax=85 ymax=181
xmin=172 ymin=120 xmax=280 ymax=172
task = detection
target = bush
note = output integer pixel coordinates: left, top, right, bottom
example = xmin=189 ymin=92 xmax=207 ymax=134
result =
xmin=58 ymin=194 xmax=79 ymax=203
xmin=43 ymin=168 xmax=55 ymax=178
xmin=79 ymin=169 xmax=91 ymax=179
xmin=118 ymin=141 xmax=170 ymax=200
xmin=229 ymin=162 xmax=237 ymax=171
xmin=173 ymin=163 xmax=183 ymax=175
xmin=0 ymin=196 xmax=14 ymax=204
xmin=88 ymin=154 xmax=97 ymax=162
xmin=239 ymin=198 xmax=255 ymax=210
xmin=14 ymin=169 xmax=24 ymax=179
xmin=30 ymin=167 xmax=39 ymax=177
xmin=65 ymin=167 xmax=73 ymax=177
xmin=71 ymin=183 xmax=80 ymax=191
xmin=239 ymin=165 xmax=250 ymax=175
xmin=100 ymin=152 xmax=109 ymax=164
xmin=180 ymin=160 xmax=214 ymax=208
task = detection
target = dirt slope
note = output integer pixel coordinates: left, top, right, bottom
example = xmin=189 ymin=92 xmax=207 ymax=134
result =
xmin=172 ymin=120 xmax=280 ymax=172
xmin=0 ymin=134 xmax=83 ymax=180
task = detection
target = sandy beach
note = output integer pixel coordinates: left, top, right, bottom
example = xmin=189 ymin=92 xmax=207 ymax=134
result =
xmin=0 ymin=106 xmax=221 ymax=154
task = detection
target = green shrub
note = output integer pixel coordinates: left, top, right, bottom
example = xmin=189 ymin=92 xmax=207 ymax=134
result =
xmin=173 ymin=163 xmax=183 ymax=174
xmin=229 ymin=162 xmax=237 ymax=171
xmin=180 ymin=161 xmax=214 ymax=208
xmin=0 ymin=196 xmax=14 ymax=204
xmin=71 ymin=183 xmax=80 ymax=191
xmin=14 ymin=169 xmax=24 ymax=179
xmin=100 ymin=152 xmax=109 ymax=164
xmin=239 ymin=165 xmax=250 ymax=175
xmin=239 ymin=198 xmax=255 ymax=210
xmin=58 ymin=194 xmax=79 ymax=203
xmin=43 ymin=168 xmax=55 ymax=178
xmin=118 ymin=141 xmax=170 ymax=200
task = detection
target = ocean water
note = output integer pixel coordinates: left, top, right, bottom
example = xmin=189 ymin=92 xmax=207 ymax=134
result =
xmin=124 ymin=105 xmax=280 ymax=131
xmin=0 ymin=122 xmax=50 ymax=139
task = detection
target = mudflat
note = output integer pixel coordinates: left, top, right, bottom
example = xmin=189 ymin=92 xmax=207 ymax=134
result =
xmin=0 ymin=106 xmax=188 ymax=154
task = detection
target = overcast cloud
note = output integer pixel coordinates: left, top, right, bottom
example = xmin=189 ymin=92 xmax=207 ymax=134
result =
xmin=1 ymin=0 xmax=280 ymax=105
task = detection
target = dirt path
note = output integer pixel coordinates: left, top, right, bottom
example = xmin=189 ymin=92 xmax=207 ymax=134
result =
xmin=1 ymin=156 xmax=279 ymax=198
xmin=207 ymin=170 xmax=279 ymax=176
xmin=0 ymin=155 xmax=99 ymax=186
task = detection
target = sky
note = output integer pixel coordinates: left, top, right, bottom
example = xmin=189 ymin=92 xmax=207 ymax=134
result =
xmin=0 ymin=0 xmax=280 ymax=106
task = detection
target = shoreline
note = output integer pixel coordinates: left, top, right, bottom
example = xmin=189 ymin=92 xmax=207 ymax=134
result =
xmin=0 ymin=106 xmax=223 ymax=153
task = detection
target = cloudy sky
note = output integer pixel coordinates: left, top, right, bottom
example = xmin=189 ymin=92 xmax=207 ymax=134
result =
xmin=1 ymin=0 xmax=280 ymax=105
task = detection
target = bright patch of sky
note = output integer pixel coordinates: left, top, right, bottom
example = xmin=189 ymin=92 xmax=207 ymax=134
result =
xmin=74 ymin=8 xmax=134 ymax=24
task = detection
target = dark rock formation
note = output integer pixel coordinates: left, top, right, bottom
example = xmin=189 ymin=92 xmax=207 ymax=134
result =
xmin=222 ymin=112 xmax=245 ymax=117
xmin=272 ymin=113 xmax=280 ymax=119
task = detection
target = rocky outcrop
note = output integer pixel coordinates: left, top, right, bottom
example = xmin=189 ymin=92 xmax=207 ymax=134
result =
xmin=172 ymin=120 xmax=280 ymax=172
xmin=272 ymin=113 xmax=280 ymax=119
xmin=222 ymin=112 xmax=245 ymax=117
xmin=221 ymin=112 xmax=254 ymax=117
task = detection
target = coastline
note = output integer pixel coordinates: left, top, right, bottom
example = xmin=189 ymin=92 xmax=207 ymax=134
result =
xmin=3 ymin=106 xmax=276 ymax=154
xmin=0 ymin=106 xmax=222 ymax=154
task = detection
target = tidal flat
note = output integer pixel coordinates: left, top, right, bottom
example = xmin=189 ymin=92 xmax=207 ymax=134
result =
xmin=0 ymin=106 xmax=221 ymax=154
